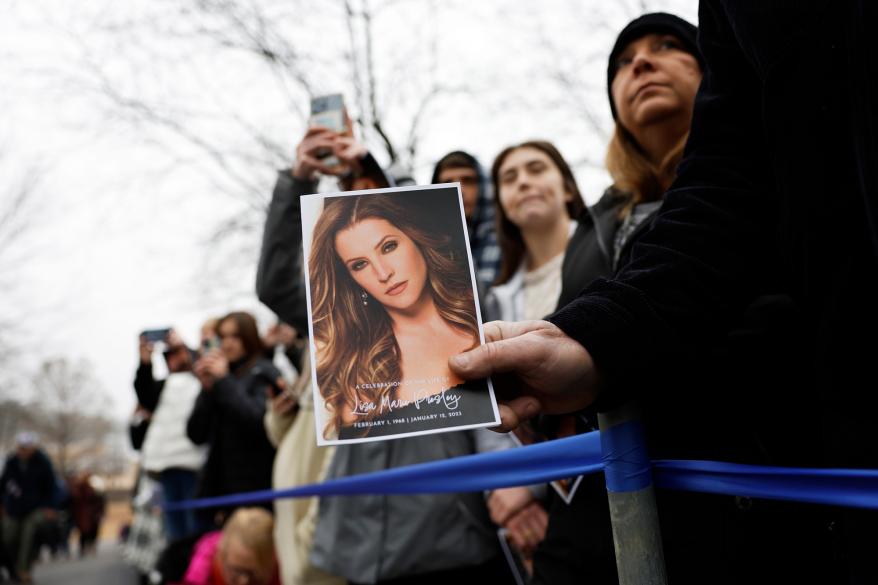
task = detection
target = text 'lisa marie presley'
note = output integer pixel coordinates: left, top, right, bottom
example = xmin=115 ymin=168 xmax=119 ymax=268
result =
xmin=351 ymin=388 xmax=462 ymax=417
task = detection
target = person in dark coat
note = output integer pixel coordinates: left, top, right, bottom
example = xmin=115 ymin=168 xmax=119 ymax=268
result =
xmin=188 ymin=311 xmax=277 ymax=526
xmin=451 ymin=2 xmax=878 ymax=582
xmin=257 ymin=127 xmax=519 ymax=585
xmin=527 ymin=14 xmax=705 ymax=584
xmin=0 ymin=433 xmax=57 ymax=584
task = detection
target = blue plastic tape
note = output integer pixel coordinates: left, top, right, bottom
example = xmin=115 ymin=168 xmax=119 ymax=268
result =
xmin=165 ymin=431 xmax=604 ymax=511
xmin=166 ymin=429 xmax=878 ymax=512
xmin=654 ymin=460 xmax=878 ymax=509
xmin=600 ymin=420 xmax=652 ymax=493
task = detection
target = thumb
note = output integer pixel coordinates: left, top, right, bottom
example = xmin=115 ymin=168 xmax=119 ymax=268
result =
xmin=449 ymin=331 xmax=540 ymax=379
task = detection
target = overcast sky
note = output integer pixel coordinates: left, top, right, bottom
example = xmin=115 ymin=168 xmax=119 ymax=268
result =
xmin=0 ymin=0 xmax=696 ymax=423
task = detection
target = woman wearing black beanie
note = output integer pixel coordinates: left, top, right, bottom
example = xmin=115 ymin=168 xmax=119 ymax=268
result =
xmin=526 ymin=12 xmax=708 ymax=585
xmin=527 ymin=11 xmax=807 ymax=585
xmin=556 ymin=13 xmax=704 ymax=311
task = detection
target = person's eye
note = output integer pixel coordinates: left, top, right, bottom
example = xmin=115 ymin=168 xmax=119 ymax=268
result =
xmin=350 ymin=259 xmax=368 ymax=271
xmin=616 ymin=55 xmax=633 ymax=68
xmin=500 ymin=171 xmax=517 ymax=184
xmin=382 ymin=240 xmax=398 ymax=254
xmin=528 ymin=161 xmax=547 ymax=174
xmin=658 ymin=38 xmax=682 ymax=51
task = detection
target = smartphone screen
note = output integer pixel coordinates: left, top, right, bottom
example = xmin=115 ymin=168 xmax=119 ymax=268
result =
xmin=309 ymin=93 xmax=346 ymax=170
xmin=310 ymin=94 xmax=346 ymax=132
xmin=142 ymin=328 xmax=171 ymax=343
xmin=200 ymin=337 xmax=220 ymax=354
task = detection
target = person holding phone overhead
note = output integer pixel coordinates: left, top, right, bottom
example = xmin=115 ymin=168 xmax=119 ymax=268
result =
xmin=133 ymin=327 xmax=207 ymax=540
xmin=257 ymin=105 xmax=521 ymax=585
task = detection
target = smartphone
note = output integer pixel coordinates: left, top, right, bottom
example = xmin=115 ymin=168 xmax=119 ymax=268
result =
xmin=141 ymin=328 xmax=170 ymax=343
xmin=201 ymin=336 xmax=221 ymax=354
xmin=310 ymin=93 xmax=346 ymax=167
xmin=310 ymin=93 xmax=346 ymax=132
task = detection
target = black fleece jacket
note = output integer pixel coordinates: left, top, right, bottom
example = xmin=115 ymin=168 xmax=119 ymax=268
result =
xmin=550 ymin=1 xmax=878 ymax=468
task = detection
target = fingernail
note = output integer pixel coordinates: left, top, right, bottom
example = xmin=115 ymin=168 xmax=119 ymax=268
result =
xmin=450 ymin=353 xmax=469 ymax=370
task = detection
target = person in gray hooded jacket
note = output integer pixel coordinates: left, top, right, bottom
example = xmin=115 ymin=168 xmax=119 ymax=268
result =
xmin=256 ymin=125 xmax=518 ymax=584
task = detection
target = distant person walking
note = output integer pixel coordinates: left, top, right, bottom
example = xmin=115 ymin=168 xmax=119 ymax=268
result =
xmin=1 ymin=432 xmax=57 ymax=584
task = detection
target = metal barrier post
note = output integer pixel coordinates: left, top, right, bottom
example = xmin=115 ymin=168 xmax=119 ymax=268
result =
xmin=598 ymin=403 xmax=667 ymax=585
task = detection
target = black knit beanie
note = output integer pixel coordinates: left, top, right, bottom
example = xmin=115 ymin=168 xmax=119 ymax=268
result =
xmin=607 ymin=13 xmax=703 ymax=120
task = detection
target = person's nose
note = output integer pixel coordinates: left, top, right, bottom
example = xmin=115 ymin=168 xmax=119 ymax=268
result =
xmin=631 ymin=49 xmax=656 ymax=77
xmin=515 ymin=170 xmax=531 ymax=193
xmin=373 ymin=258 xmax=394 ymax=283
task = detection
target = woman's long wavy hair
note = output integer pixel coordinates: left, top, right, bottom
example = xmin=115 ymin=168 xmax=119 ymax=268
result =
xmin=605 ymin=124 xmax=689 ymax=218
xmin=491 ymin=140 xmax=586 ymax=286
xmin=309 ymin=194 xmax=479 ymax=438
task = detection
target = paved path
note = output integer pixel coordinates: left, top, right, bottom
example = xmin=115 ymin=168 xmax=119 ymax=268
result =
xmin=30 ymin=543 xmax=140 ymax=585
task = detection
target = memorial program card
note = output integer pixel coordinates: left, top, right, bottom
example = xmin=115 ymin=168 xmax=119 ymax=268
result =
xmin=301 ymin=184 xmax=501 ymax=445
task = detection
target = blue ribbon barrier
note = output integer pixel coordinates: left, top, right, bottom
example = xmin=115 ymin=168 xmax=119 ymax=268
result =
xmin=167 ymin=425 xmax=878 ymax=511
xmin=653 ymin=460 xmax=878 ymax=509
xmin=166 ymin=431 xmax=604 ymax=511
xmin=600 ymin=419 xmax=652 ymax=492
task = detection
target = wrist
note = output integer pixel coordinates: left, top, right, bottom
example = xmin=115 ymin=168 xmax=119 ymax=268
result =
xmin=291 ymin=164 xmax=315 ymax=182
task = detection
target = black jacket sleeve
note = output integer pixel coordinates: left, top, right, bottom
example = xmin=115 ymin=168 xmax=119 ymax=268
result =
xmin=212 ymin=373 xmax=269 ymax=432
xmin=186 ymin=365 xmax=272 ymax=445
xmin=134 ymin=363 xmax=165 ymax=412
xmin=186 ymin=388 xmax=217 ymax=446
xmin=129 ymin=419 xmax=150 ymax=451
xmin=255 ymin=171 xmax=316 ymax=332
xmin=549 ymin=1 xmax=775 ymax=410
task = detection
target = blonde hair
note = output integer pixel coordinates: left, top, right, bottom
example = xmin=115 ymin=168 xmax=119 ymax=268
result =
xmin=220 ymin=508 xmax=276 ymax=570
xmin=605 ymin=123 xmax=689 ymax=219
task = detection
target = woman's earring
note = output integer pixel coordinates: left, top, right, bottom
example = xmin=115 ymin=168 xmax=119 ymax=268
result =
xmin=361 ymin=290 xmax=368 ymax=306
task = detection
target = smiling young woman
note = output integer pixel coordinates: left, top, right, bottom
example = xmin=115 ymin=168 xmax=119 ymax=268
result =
xmin=485 ymin=140 xmax=585 ymax=323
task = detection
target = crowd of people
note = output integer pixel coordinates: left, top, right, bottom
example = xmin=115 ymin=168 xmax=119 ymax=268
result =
xmin=9 ymin=2 xmax=877 ymax=584
xmin=1 ymin=433 xmax=106 ymax=584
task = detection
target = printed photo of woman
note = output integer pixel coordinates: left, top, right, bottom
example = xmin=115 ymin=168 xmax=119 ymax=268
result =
xmin=303 ymin=185 xmax=499 ymax=443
